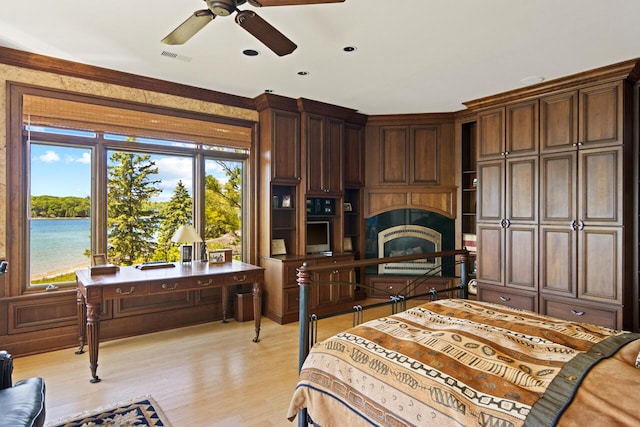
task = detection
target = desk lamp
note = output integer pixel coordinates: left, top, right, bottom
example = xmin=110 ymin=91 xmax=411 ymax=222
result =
xmin=171 ymin=225 xmax=203 ymax=263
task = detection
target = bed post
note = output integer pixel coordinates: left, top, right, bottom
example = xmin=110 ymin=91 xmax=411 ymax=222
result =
xmin=460 ymin=250 xmax=469 ymax=299
xmin=297 ymin=262 xmax=311 ymax=427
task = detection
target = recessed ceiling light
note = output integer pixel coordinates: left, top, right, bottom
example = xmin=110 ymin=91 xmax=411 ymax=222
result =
xmin=343 ymin=46 xmax=357 ymax=52
xmin=242 ymin=49 xmax=260 ymax=57
xmin=520 ymin=75 xmax=545 ymax=85
xmin=297 ymin=71 xmax=309 ymax=76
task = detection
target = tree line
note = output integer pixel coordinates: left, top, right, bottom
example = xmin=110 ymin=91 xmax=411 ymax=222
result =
xmin=33 ymin=152 xmax=241 ymax=266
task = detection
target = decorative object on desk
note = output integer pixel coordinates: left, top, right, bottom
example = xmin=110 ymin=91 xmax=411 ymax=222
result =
xmin=44 ymin=395 xmax=171 ymax=427
xmin=92 ymin=253 xmax=107 ymax=266
xmin=343 ymin=236 xmax=353 ymax=252
xmin=343 ymin=202 xmax=353 ymax=212
xmin=90 ymin=254 xmax=118 ymax=275
xmin=171 ymin=224 xmax=203 ymax=263
xmin=135 ymin=261 xmax=175 ymax=270
xmin=209 ymin=248 xmax=232 ymax=264
xmin=281 ymin=194 xmax=292 ymax=208
xmin=271 ymin=238 xmax=287 ymax=255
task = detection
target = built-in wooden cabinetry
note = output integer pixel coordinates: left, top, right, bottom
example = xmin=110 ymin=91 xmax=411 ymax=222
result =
xmin=257 ymin=94 xmax=367 ymax=324
xmin=469 ymin=64 xmax=639 ymax=330
xmin=364 ymin=114 xmax=456 ymax=218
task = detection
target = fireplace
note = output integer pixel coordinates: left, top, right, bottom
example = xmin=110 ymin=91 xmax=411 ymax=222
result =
xmin=378 ymin=225 xmax=442 ymax=275
xmin=366 ymin=209 xmax=454 ymax=276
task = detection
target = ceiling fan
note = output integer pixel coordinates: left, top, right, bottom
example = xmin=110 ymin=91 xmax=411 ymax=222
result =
xmin=162 ymin=0 xmax=345 ymax=57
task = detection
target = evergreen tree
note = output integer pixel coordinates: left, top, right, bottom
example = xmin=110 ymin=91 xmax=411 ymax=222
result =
xmin=154 ymin=180 xmax=193 ymax=261
xmin=107 ymin=152 xmax=161 ymax=265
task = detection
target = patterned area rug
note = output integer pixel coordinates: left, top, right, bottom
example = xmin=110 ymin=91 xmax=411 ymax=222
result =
xmin=45 ymin=396 xmax=171 ymax=427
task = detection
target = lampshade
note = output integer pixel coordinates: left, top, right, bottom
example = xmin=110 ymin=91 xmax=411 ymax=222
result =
xmin=171 ymin=225 xmax=203 ymax=244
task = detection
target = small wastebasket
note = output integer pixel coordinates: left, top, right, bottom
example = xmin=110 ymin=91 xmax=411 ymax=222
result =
xmin=234 ymin=292 xmax=254 ymax=322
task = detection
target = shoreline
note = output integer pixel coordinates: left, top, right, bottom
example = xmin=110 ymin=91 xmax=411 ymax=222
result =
xmin=31 ymin=262 xmax=90 ymax=281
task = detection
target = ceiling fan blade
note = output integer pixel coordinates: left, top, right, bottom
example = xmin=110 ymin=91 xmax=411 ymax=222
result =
xmin=250 ymin=0 xmax=344 ymax=6
xmin=161 ymin=9 xmax=215 ymax=45
xmin=235 ymin=10 xmax=297 ymax=56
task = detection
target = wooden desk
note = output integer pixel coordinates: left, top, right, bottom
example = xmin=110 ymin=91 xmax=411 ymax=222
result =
xmin=76 ymin=261 xmax=264 ymax=383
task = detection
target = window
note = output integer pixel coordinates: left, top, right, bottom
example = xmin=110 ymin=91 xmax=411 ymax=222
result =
xmin=8 ymin=84 xmax=254 ymax=293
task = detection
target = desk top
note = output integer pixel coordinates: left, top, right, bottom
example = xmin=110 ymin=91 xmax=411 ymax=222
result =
xmin=76 ymin=260 xmax=264 ymax=287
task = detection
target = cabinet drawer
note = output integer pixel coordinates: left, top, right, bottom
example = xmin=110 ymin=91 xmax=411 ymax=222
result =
xmin=540 ymin=295 xmax=620 ymax=329
xmin=102 ymin=282 xmax=149 ymax=299
xmin=367 ymin=276 xmax=409 ymax=298
xmin=478 ymin=285 xmax=537 ymax=311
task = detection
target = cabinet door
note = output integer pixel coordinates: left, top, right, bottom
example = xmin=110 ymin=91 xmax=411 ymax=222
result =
xmin=379 ymin=125 xmax=409 ymax=185
xmin=411 ymin=125 xmax=440 ymax=185
xmin=506 ymin=100 xmax=538 ymax=156
xmin=505 ymin=156 xmax=537 ymax=223
xmin=476 ymin=223 xmax=503 ymax=286
xmin=477 ymin=160 xmax=504 ymax=222
xmin=330 ymin=267 xmax=355 ymax=304
xmin=540 ymin=90 xmax=578 ymax=153
xmin=578 ymin=146 xmax=623 ymax=226
xmin=505 ymin=224 xmax=538 ymax=290
xmin=344 ymin=123 xmax=365 ymax=187
xmin=477 ymin=107 xmax=504 ymax=160
xmin=539 ymin=225 xmax=577 ymax=296
xmin=577 ymin=226 xmax=622 ymax=304
xmin=579 ymin=81 xmax=623 ymax=148
xmin=324 ymin=117 xmax=344 ymax=195
xmin=270 ymin=109 xmax=301 ymax=183
xmin=540 ymin=152 xmax=577 ymax=224
xmin=305 ymin=114 xmax=325 ymax=194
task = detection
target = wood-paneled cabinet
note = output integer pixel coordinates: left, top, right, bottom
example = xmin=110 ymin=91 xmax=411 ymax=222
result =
xmin=477 ymin=100 xmax=538 ymax=161
xmin=476 ymin=100 xmax=539 ymax=309
xmin=344 ymin=122 xmax=365 ymax=187
xmin=539 ymin=145 xmax=623 ymax=308
xmin=474 ymin=75 xmax=635 ymax=330
xmin=260 ymin=253 xmax=355 ymax=324
xmin=476 ymin=155 xmax=538 ymax=294
xmin=378 ymin=124 xmax=443 ymax=186
xmin=540 ymin=81 xmax=623 ymax=154
xmin=311 ymin=254 xmax=355 ymax=308
xmin=303 ymin=113 xmax=344 ymax=196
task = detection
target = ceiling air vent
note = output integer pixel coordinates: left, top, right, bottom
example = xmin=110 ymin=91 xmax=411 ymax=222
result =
xmin=160 ymin=51 xmax=192 ymax=62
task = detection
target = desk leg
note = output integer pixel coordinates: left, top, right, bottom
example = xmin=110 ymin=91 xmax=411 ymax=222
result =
xmin=221 ymin=285 xmax=229 ymax=323
xmin=86 ymin=302 xmax=102 ymax=383
xmin=75 ymin=288 xmax=86 ymax=355
xmin=252 ymin=281 xmax=262 ymax=342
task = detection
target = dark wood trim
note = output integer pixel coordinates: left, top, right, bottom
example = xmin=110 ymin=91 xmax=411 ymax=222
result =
xmin=0 ymin=46 xmax=257 ymax=111
xmin=464 ymin=58 xmax=640 ymax=111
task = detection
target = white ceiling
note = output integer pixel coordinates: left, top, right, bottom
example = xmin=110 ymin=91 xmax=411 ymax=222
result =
xmin=1 ymin=0 xmax=639 ymax=115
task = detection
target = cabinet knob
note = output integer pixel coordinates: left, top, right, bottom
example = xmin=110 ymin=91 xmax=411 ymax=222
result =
xmin=578 ymin=220 xmax=584 ymax=231
xmin=570 ymin=220 xmax=577 ymax=230
xmin=499 ymin=296 xmax=511 ymax=302
xmin=571 ymin=309 xmax=585 ymax=316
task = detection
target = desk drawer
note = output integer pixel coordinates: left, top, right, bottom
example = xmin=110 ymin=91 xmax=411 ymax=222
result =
xmin=102 ymin=283 xmax=149 ymax=299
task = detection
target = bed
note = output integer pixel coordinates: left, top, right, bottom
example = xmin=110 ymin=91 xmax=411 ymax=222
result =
xmin=287 ymin=253 xmax=640 ymax=426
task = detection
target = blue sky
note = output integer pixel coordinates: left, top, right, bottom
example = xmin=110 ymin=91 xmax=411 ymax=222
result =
xmin=30 ymin=144 xmax=230 ymax=202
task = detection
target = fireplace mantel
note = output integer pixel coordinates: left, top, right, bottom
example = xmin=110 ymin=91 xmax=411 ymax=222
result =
xmin=364 ymin=186 xmax=457 ymax=219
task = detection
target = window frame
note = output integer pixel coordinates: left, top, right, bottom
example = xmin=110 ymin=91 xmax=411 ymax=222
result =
xmin=7 ymin=83 xmax=257 ymax=296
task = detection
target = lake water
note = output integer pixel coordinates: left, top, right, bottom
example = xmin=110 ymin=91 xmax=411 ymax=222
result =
xmin=31 ymin=218 xmax=91 ymax=277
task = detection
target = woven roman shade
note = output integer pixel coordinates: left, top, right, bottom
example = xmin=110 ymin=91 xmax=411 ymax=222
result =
xmin=22 ymin=95 xmax=252 ymax=150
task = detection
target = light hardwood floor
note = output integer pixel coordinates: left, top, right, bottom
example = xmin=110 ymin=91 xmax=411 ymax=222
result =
xmin=12 ymin=302 xmax=395 ymax=426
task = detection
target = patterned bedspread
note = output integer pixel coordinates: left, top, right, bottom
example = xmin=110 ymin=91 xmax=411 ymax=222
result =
xmin=287 ymin=299 xmax=640 ymax=426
